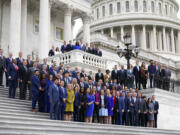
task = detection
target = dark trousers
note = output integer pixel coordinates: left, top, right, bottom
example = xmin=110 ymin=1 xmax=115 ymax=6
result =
xmin=38 ymin=91 xmax=45 ymax=112
xmin=154 ymin=113 xmax=158 ymax=128
xmin=8 ymin=80 xmax=17 ymax=98
xmin=0 ymin=68 xmax=4 ymax=86
xmin=80 ymin=106 xmax=85 ymax=122
xmin=144 ymin=113 xmax=148 ymax=127
xmin=28 ymin=83 xmax=32 ymax=100
xmin=74 ymin=106 xmax=80 ymax=121
xmin=120 ymin=80 xmax=126 ymax=88
xmin=149 ymin=76 xmax=154 ymax=88
xmin=134 ymin=111 xmax=139 ymax=126
xmin=112 ymin=110 xmax=118 ymax=124
xmin=138 ymin=113 xmax=145 ymax=127
xmin=58 ymin=103 xmax=66 ymax=120
xmin=122 ymin=111 xmax=128 ymax=125
xmin=93 ymin=105 xmax=99 ymax=123
xmin=5 ymin=72 xmax=9 ymax=87
xmin=135 ymin=78 xmax=141 ymax=90
xmin=50 ymin=101 xmax=59 ymax=120
xmin=32 ymin=91 xmax=39 ymax=109
xmin=19 ymin=82 xmax=27 ymax=100
xmin=128 ymin=111 xmax=134 ymax=126
xmin=141 ymin=78 xmax=147 ymax=89
xmin=119 ymin=111 xmax=124 ymax=125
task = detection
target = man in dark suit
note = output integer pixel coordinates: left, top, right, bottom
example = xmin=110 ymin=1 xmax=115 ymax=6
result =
xmin=5 ymin=52 xmax=13 ymax=87
xmin=0 ymin=49 xmax=6 ymax=86
xmin=61 ymin=41 xmax=67 ymax=53
xmin=48 ymin=45 xmax=55 ymax=56
xmin=82 ymin=43 xmax=89 ymax=52
xmin=16 ymin=52 xmax=24 ymax=68
xmin=133 ymin=61 xmax=141 ymax=90
xmin=58 ymin=80 xmax=67 ymax=120
xmin=66 ymin=40 xmax=73 ymax=52
xmin=137 ymin=92 xmax=147 ymax=127
xmin=152 ymin=95 xmax=159 ymax=128
xmin=118 ymin=65 xmax=127 ymax=88
xmin=41 ymin=58 xmax=49 ymax=71
xmin=161 ymin=65 xmax=171 ymax=91
xmin=96 ymin=47 xmax=102 ymax=57
xmin=19 ymin=61 xmax=28 ymax=100
xmin=95 ymin=69 xmax=104 ymax=82
xmin=132 ymin=92 xmax=139 ymax=126
xmin=26 ymin=55 xmax=33 ymax=69
xmin=88 ymin=44 xmax=93 ymax=54
xmin=80 ymin=68 xmax=86 ymax=78
xmin=148 ymin=60 xmax=156 ymax=88
xmin=111 ymin=65 xmax=118 ymax=82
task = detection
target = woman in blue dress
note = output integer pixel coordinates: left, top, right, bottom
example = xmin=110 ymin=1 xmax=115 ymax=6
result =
xmin=107 ymin=89 xmax=114 ymax=124
xmin=85 ymin=88 xmax=95 ymax=123
xmin=45 ymin=75 xmax=53 ymax=113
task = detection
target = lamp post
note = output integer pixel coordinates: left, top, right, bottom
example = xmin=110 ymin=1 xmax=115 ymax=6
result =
xmin=116 ymin=33 xmax=140 ymax=68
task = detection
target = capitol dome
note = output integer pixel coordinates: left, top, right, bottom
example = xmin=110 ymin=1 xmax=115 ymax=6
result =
xmin=78 ymin=0 xmax=180 ymax=59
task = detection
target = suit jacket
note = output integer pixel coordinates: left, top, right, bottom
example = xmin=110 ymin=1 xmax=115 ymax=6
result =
xmin=148 ymin=65 xmax=156 ymax=76
xmin=161 ymin=69 xmax=171 ymax=79
xmin=31 ymin=75 xmax=41 ymax=93
xmin=6 ymin=58 xmax=13 ymax=69
xmin=49 ymin=84 xmax=59 ymax=102
xmin=111 ymin=70 xmax=118 ymax=81
xmin=26 ymin=60 xmax=33 ymax=69
xmin=138 ymin=98 xmax=147 ymax=113
xmin=0 ymin=56 xmax=6 ymax=69
xmin=59 ymin=87 xmax=67 ymax=104
xmin=66 ymin=44 xmax=73 ymax=52
xmin=96 ymin=50 xmax=102 ymax=57
xmin=103 ymin=82 xmax=111 ymax=89
xmin=61 ymin=45 xmax=67 ymax=53
xmin=133 ymin=66 xmax=141 ymax=79
xmin=16 ymin=57 xmax=24 ymax=68
xmin=127 ymin=97 xmax=134 ymax=112
xmin=27 ymin=67 xmax=37 ymax=82
xmin=19 ymin=66 xmax=28 ymax=82
xmin=82 ymin=45 xmax=89 ymax=52
xmin=118 ymin=69 xmax=127 ymax=81
xmin=95 ymin=72 xmax=104 ymax=82
xmin=153 ymin=101 xmax=159 ymax=114
xmin=118 ymin=97 xmax=125 ymax=111
xmin=74 ymin=92 xmax=81 ymax=107
xmin=7 ymin=63 xmax=19 ymax=81
xmin=48 ymin=49 xmax=55 ymax=56
xmin=80 ymin=72 xmax=86 ymax=78
xmin=99 ymin=95 xmax=108 ymax=108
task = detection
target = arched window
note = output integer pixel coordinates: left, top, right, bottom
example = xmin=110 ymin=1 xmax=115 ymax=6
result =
xmin=97 ymin=8 xmax=99 ymax=19
xmin=102 ymin=6 xmax=105 ymax=17
xmin=143 ymin=0 xmax=147 ymax=12
xmin=126 ymin=1 xmax=130 ymax=12
xmin=151 ymin=1 xmax=155 ymax=13
xmin=159 ymin=3 xmax=162 ymax=14
xmin=134 ymin=0 xmax=138 ymax=12
xmin=117 ymin=2 xmax=121 ymax=13
xmin=109 ymin=4 xmax=113 ymax=15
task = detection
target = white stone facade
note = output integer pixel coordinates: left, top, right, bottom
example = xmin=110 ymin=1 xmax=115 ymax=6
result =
xmin=0 ymin=0 xmax=91 ymax=58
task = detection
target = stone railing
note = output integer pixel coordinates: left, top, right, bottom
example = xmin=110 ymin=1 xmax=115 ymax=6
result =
xmin=46 ymin=50 xmax=107 ymax=70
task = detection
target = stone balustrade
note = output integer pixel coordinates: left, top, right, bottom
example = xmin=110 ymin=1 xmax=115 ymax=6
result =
xmin=47 ymin=50 xmax=107 ymax=70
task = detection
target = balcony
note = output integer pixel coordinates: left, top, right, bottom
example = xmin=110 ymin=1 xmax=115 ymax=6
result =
xmin=47 ymin=50 xmax=107 ymax=71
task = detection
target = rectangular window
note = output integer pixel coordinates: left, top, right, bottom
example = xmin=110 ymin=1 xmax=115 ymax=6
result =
xmin=151 ymin=1 xmax=155 ymax=13
xmin=97 ymin=8 xmax=99 ymax=19
xmin=146 ymin=32 xmax=150 ymax=49
xmin=135 ymin=31 xmax=140 ymax=47
xmin=117 ymin=2 xmax=121 ymax=13
xmin=34 ymin=19 xmax=39 ymax=33
xmin=165 ymin=5 xmax=168 ymax=15
xmin=102 ymin=6 xmax=105 ymax=17
xmin=143 ymin=1 xmax=147 ymax=12
xmin=134 ymin=0 xmax=138 ymax=12
xmin=126 ymin=1 xmax=130 ymax=12
xmin=109 ymin=4 xmax=113 ymax=15
xmin=162 ymin=33 xmax=164 ymax=50
xmin=159 ymin=3 xmax=162 ymax=14
xmin=56 ymin=27 xmax=63 ymax=41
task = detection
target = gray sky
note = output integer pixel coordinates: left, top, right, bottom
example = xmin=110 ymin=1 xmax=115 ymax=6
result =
xmin=73 ymin=1 xmax=180 ymax=38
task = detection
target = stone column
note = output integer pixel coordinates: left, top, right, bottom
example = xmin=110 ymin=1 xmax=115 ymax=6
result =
xmin=39 ymin=0 xmax=50 ymax=58
xmin=177 ymin=30 xmax=180 ymax=54
xmin=64 ymin=5 xmax=72 ymax=42
xmin=142 ymin=25 xmax=146 ymax=50
xmin=132 ymin=25 xmax=136 ymax=45
xmin=82 ymin=15 xmax=91 ymax=44
xmin=171 ymin=28 xmax=175 ymax=53
xmin=158 ymin=31 xmax=162 ymax=51
xmin=121 ymin=26 xmax=124 ymax=41
xmin=163 ymin=27 xmax=167 ymax=52
xmin=152 ymin=26 xmax=157 ymax=51
xmin=21 ymin=0 xmax=27 ymax=57
xmin=110 ymin=27 xmax=114 ymax=38
xmin=9 ymin=0 xmax=21 ymax=57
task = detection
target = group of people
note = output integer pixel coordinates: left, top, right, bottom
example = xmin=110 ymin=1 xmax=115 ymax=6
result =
xmin=0 ymin=49 xmax=161 ymax=128
xmin=48 ymin=40 xmax=102 ymax=57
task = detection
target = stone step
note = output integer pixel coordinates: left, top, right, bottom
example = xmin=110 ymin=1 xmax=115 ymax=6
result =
xmin=0 ymin=102 xmax=32 ymax=108
xmin=0 ymin=111 xmax=49 ymax=119
xmin=0 ymin=98 xmax=31 ymax=105
xmin=0 ymin=104 xmax=32 ymax=111
xmin=0 ymin=95 xmax=31 ymax=103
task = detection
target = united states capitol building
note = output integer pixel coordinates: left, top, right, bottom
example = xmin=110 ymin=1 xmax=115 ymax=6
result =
xmin=0 ymin=0 xmax=180 ymax=131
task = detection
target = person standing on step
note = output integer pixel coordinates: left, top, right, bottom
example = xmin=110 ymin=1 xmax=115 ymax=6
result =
xmin=152 ymin=95 xmax=159 ymax=128
xmin=49 ymin=77 xmax=60 ymax=120
xmin=31 ymin=70 xmax=42 ymax=112
xmin=0 ymin=49 xmax=6 ymax=87
xmin=5 ymin=52 xmax=13 ymax=87
xmin=19 ymin=60 xmax=28 ymax=100
xmin=7 ymin=59 xmax=19 ymax=98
